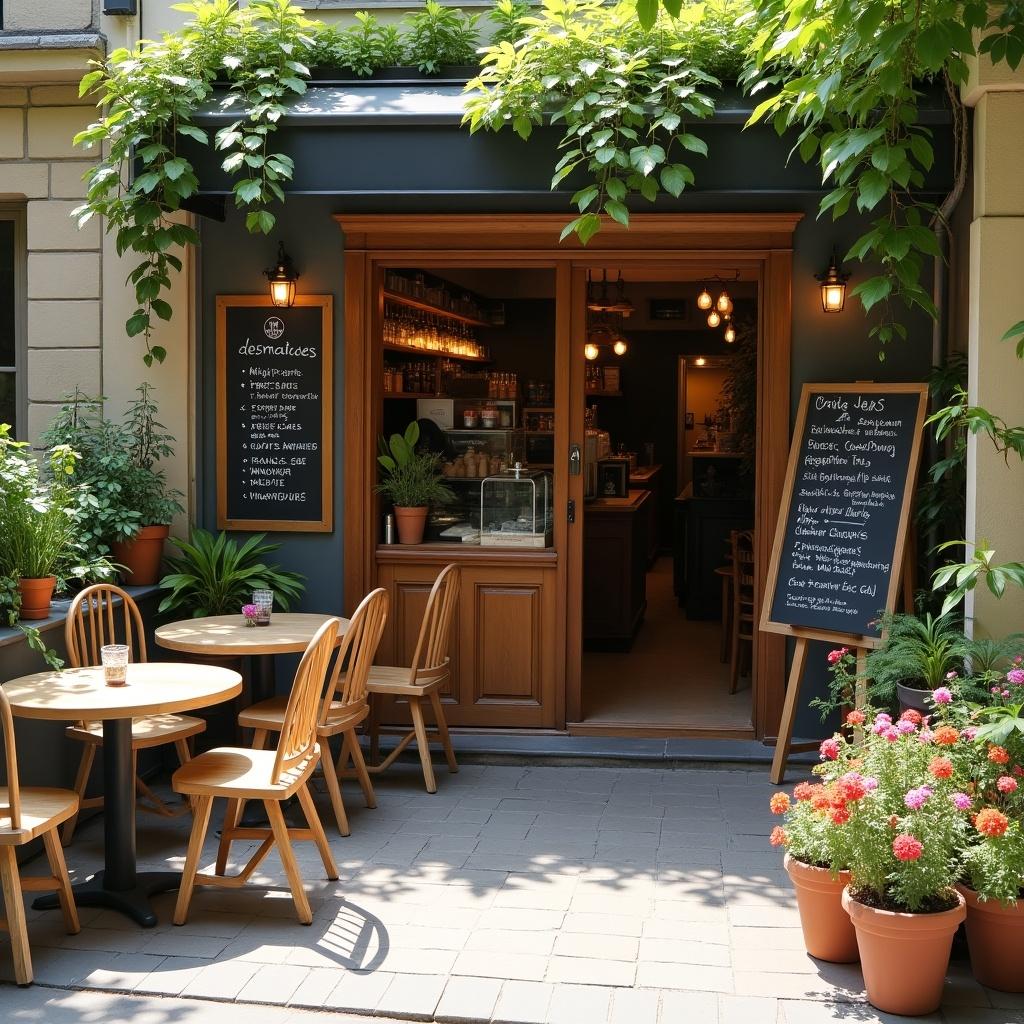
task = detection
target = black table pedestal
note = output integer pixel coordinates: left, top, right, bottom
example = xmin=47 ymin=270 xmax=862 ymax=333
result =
xmin=34 ymin=718 xmax=180 ymax=928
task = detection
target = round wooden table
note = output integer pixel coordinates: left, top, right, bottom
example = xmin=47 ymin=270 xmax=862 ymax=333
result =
xmin=3 ymin=663 xmax=242 ymax=928
xmin=155 ymin=614 xmax=349 ymax=705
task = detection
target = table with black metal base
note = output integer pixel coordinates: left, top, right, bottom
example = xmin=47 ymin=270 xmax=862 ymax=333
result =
xmin=34 ymin=719 xmax=178 ymax=928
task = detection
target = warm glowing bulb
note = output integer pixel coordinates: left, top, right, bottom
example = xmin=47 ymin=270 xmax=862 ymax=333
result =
xmin=695 ymin=356 xmax=707 ymax=367
xmin=707 ymin=310 xmax=721 ymax=328
xmin=716 ymin=290 xmax=732 ymax=314
xmin=613 ymin=339 xmax=628 ymax=356
xmin=696 ymin=287 xmax=712 ymax=310
xmin=584 ymin=342 xmax=600 ymax=361
xmin=269 ymin=279 xmax=296 ymax=307
xmin=724 ymin=324 xmax=736 ymax=344
xmin=822 ymin=284 xmax=845 ymax=312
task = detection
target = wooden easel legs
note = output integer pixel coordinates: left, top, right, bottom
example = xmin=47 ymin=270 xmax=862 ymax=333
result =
xmin=770 ymin=638 xmax=809 ymax=785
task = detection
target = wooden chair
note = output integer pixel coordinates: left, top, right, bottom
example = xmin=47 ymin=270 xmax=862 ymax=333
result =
xmin=238 ymin=589 xmax=389 ymax=837
xmin=729 ymin=530 xmax=756 ymax=693
xmin=61 ymin=584 xmax=206 ymax=845
xmin=0 ymin=687 xmax=80 ymax=985
xmin=171 ymin=618 xmax=341 ymax=926
xmin=364 ymin=564 xmax=460 ymax=794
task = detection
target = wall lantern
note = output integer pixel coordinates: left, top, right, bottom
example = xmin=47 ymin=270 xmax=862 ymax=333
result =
xmin=707 ymin=310 xmax=721 ymax=329
xmin=696 ymin=285 xmax=712 ymax=311
xmin=265 ymin=241 xmax=299 ymax=307
xmin=584 ymin=342 xmax=600 ymax=361
xmin=724 ymin=324 xmax=736 ymax=344
xmin=816 ymin=248 xmax=850 ymax=313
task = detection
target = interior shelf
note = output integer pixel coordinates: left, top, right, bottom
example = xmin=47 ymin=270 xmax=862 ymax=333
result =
xmin=384 ymin=290 xmax=490 ymax=327
xmin=383 ymin=342 xmax=490 ymax=363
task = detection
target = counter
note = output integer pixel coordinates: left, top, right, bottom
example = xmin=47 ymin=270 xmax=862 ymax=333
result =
xmin=628 ymin=463 xmax=662 ymax=563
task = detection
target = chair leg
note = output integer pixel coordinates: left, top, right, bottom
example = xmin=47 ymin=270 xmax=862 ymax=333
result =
xmin=429 ymin=691 xmax=458 ymax=775
xmin=233 ymin=729 xmax=268 ymax=827
xmin=42 ymin=829 xmax=79 ymax=935
xmin=408 ymin=696 xmax=438 ymax=794
xmin=729 ymin=605 xmax=741 ymax=694
xmin=62 ymin=744 xmax=95 ymax=846
xmin=173 ymin=795 xmax=214 ymax=926
xmin=175 ymin=739 xmax=197 ymax=813
xmin=216 ymin=799 xmax=241 ymax=876
xmin=264 ymin=800 xmax=312 ymax=925
xmin=319 ymin=749 xmax=351 ymax=837
xmin=343 ymin=731 xmax=376 ymax=809
xmin=369 ymin=700 xmax=381 ymax=764
xmin=0 ymin=846 xmax=31 ymax=985
xmin=295 ymin=782 xmax=339 ymax=880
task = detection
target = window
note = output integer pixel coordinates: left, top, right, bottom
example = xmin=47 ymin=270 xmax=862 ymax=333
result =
xmin=0 ymin=210 xmax=24 ymax=437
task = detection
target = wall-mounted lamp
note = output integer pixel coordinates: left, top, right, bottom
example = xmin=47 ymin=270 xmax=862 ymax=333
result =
xmin=816 ymin=248 xmax=850 ymax=313
xmin=265 ymin=241 xmax=299 ymax=307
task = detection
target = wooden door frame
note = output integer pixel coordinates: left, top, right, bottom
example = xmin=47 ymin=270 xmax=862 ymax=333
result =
xmin=335 ymin=213 xmax=801 ymax=740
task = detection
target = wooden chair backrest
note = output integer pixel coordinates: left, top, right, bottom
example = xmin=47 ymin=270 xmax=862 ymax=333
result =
xmin=408 ymin=564 xmax=460 ymax=685
xmin=271 ymin=617 xmax=340 ymax=784
xmin=66 ymin=584 xmax=147 ymax=668
xmin=0 ymin=686 xmax=21 ymax=832
xmin=322 ymin=588 xmax=389 ymax=719
xmin=731 ymin=530 xmax=756 ymax=600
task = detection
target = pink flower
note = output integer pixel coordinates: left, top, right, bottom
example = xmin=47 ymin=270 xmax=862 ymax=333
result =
xmin=997 ymin=776 xmax=1018 ymax=794
xmin=241 ymin=604 xmax=259 ymax=618
xmin=827 ymin=647 xmax=849 ymax=665
xmin=874 ymin=712 xmax=892 ymax=724
xmin=863 ymin=776 xmax=879 ymax=791
xmin=946 ymin=670 xmax=958 ymax=680
xmin=897 ymin=719 xmax=917 ymax=735
xmin=1004 ymin=690 xmax=1012 ymax=699
xmin=819 ymin=737 xmax=841 ymax=761
xmin=992 ymin=686 xmax=1002 ymax=695
xmin=882 ymin=725 xmax=900 ymax=741
xmin=961 ymin=727 xmax=978 ymax=741
xmin=893 ymin=834 xmax=924 ymax=861
xmin=931 ymin=687 xmax=953 ymax=705
xmin=1007 ymin=668 xmax=1024 ymax=686
xmin=952 ymin=793 xmax=973 ymax=811
xmin=904 ymin=786 xmax=933 ymax=811
xmin=919 ymin=730 xmax=935 ymax=743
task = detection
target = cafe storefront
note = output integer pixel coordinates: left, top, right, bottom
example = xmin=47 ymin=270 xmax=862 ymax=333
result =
xmin=183 ymin=79 xmax=953 ymax=745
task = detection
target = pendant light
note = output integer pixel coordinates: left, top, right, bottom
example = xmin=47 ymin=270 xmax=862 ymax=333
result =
xmin=707 ymin=310 xmax=721 ymax=328
xmin=696 ymin=285 xmax=712 ymax=311
xmin=716 ymin=289 xmax=733 ymax=315
xmin=613 ymin=338 xmax=628 ymax=356
xmin=694 ymin=356 xmax=707 ymax=367
xmin=724 ymin=324 xmax=737 ymax=344
xmin=264 ymin=241 xmax=299 ymax=307
xmin=584 ymin=342 xmax=600 ymax=361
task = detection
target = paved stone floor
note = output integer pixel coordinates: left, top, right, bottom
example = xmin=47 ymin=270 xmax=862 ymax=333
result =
xmin=3 ymin=760 xmax=1024 ymax=1023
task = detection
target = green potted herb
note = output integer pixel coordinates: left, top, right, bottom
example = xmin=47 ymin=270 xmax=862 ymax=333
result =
xmin=158 ymin=528 xmax=305 ymax=618
xmin=376 ymin=421 xmax=454 ymax=545
xmin=42 ymin=385 xmax=184 ymax=585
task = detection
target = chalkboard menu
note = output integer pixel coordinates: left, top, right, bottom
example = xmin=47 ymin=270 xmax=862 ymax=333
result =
xmin=761 ymin=383 xmax=927 ymax=646
xmin=216 ymin=296 xmax=333 ymax=532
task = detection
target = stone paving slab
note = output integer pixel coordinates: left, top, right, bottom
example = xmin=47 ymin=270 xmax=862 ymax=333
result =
xmin=2 ymin=760 xmax=1023 ymax=1024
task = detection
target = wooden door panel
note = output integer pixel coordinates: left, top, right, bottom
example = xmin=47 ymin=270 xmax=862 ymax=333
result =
xmin=470 ymin=582 xmax=542 ymax=705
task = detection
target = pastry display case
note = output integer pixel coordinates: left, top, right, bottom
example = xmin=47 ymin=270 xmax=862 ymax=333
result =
xmin=479 ymin=468 xmax=553 ymax=548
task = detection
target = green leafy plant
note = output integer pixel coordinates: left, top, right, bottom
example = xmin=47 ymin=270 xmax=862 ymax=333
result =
xmin=376 ymin=421 xmax=455 ymax=509
xmin=41 ymin=385 xmax=184 ymax=553
xmin=402 ymin=1 xmax=480 ymax=74
xmin=318 ymin=13 xmax=403 ymax=77
xmin=158 ymin=527 xmax=305 ymax=618
xmin=0 ymin=574 xmax=63 ymax=670
xmin=489 ymin=0 xmax=531 ymax=48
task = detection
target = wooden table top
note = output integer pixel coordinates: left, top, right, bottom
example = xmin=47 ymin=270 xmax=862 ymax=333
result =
xmin=3 ymin=663 xmax=243 ymax=721
xmin=155 ymin=613 xmax=348 ymax=656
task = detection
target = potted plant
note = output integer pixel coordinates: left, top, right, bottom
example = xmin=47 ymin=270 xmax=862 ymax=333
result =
xmin=821 ymin=695 xmax=969 ymax=1016
xmin=42 ymin=386 xmax=184 ymax=586
xmin=865 ymin=611 xmax=969 ymax=713
xmin=376 ymin=421 xmax=454 ymax=545
xmin=158 ymin=528 xmax=305 ymax=618
xmin=954 ymin=683 xmax=1024 ymax=991
xmin=0 ymin=426 xmax=114 ymax=618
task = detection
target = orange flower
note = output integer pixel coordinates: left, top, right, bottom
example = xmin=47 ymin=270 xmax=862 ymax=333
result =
xmin=770 ymin=793 xmax=791 ymax=815
xmin=976 ymin=808 xmax=1010 ymax=838
xmin=988 ymin=745 xmax=1011 ymax=765
xmin=769 ymin=826 xmax=789 ymax=847
xmin=831 ymin=807 xmax=851 ymax=825
xmin=933 ymin=725 xmax=960 ymax=745
xmin=793 ymin=782 xmax=816 ymax=802
xmin=928 ymin=756 xmax=954 ymax=780
xmin=846 ymin=710 xmax=866 ymax=726
xmin=812 ymin=792 xmax=832 ymax=812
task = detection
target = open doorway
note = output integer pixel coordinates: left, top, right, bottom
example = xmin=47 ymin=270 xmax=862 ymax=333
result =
xmin=576 ymin=269 xmax=758 ymax=735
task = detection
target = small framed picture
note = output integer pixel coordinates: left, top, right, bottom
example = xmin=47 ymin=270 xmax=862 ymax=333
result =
xmin=650 ymin=298 xmax=689 ymax=321
xmin=685 ymin=412 xmax=695 ymax=429
xmin=597 ymin=458 xmax=629 ymax=498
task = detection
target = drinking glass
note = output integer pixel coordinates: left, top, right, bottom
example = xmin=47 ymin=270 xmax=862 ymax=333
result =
xmin=101 ymin=644 xmax=130 ymax=687
xmin=252 ymin=590 xmax=273 ymax=626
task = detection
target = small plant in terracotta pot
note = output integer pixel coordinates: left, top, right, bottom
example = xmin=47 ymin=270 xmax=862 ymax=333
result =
xmin=824 ymin=694 xmax=970 ymax=1017
xmin=955 ymin=680 xmax=1024 ymax=992
xmin=376 ymin=421 xmax=454 ymax=545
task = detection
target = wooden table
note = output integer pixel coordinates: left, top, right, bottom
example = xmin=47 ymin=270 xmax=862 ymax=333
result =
xmin=3 ymin=663 xmax=241 ymax=927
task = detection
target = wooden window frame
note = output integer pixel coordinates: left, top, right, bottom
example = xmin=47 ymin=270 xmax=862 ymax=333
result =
xmin=0 ymin=206 xmax=26 ymax=440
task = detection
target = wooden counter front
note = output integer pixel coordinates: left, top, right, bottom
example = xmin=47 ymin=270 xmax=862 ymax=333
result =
xmin=375 ymin=544 xmax=559 ymax=729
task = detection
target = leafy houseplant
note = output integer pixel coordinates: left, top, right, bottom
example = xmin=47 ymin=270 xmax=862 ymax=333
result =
xmin=41 ymin=386 xmax=185 ymax=584
xmin=158 ymin=528 xmax=305 ymax=618
xmin=401 ymin=0 xmax=479 ymax=74
xmin=376 ymin=421 xmax=455 ymax=545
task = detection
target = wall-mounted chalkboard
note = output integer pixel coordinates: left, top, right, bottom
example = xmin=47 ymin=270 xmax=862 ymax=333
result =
xmin=761 ymin=382 xmax=927 ymax=647
xmin=216 ymin=296 xmax=333 ymax=532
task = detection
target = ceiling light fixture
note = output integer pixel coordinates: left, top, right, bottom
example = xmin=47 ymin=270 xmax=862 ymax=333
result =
xmin=613 ymin=339 xmax=628 ymax=356
xmin=584 ymin=342 xmax=600 ymax=361
xmin=724 ymin=324 xmax=736 ymax=344
xmin=695 ymin=356 xmax=707 ymax=367
xmin=707 ymin=310 xmax=721 ymax=328
xmin=696 ymin=285 xmax=712 ymax=311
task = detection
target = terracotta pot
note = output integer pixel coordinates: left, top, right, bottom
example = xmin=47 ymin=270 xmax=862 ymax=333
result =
xmin=111 ymin=524 xmax=169 ymax=586
xmin=393 ymin=506 xmax=428 ymax=545
xmin=959 ymin=884 xmax=1024 ymax=991
xmin=784 ymin=854 xmax=858 ymax=963
xmin=17 ymin=576 xmax=56 ymax=620
xmin=842 ymin=886 xmax=965 ymax=1016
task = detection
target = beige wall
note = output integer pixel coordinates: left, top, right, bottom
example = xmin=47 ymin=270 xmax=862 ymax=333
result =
xmin=963 ymin=60 xmax=1024 ymax=638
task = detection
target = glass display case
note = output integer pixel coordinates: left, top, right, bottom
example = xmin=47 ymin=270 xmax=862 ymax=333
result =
xmin=480 ymin=468 xmax=553 ymax=548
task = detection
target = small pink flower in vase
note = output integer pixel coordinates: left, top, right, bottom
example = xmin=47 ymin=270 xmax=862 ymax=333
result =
xmin=242 ymin=604 xmax=259 ymax=627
